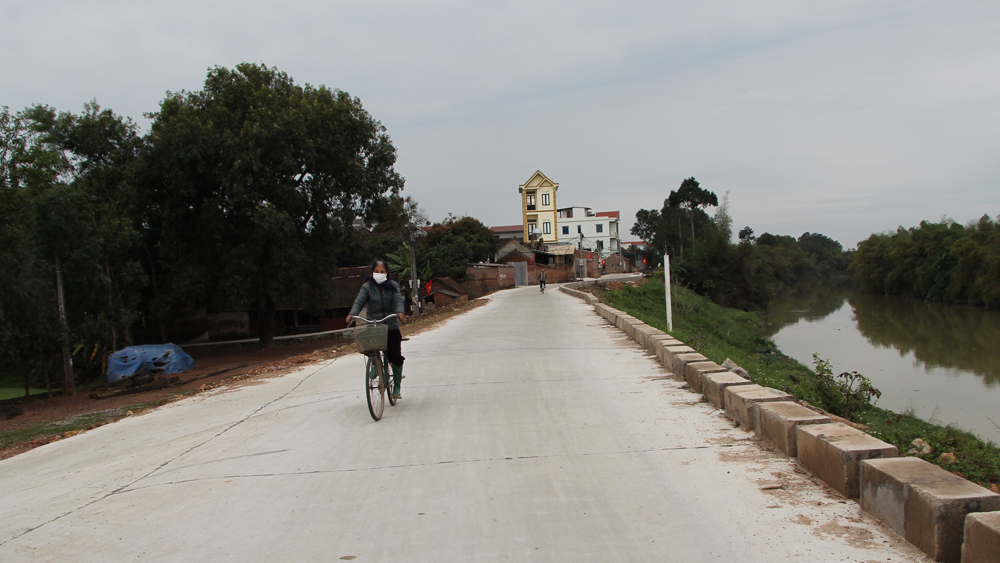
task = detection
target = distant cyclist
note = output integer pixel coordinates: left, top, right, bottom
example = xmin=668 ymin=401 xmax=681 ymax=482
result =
xmin=346 ymin=260 xmax=406 ymax=400
xmin=539 ymin=269 xmax=547 ymax=293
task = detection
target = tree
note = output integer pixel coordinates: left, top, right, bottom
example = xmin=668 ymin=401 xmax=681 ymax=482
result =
xmin=143 ymin=63 xmax=403 ymax=348
xmin=372 ymin=195 xmax=429 ymax=233
xmin=422 ymin=215 xmax=496 ymax=280
xmin=667 ymin=177 xmax=718 ymax=248
xmin=0 ymin=106 xmax=63 ymax=395
xmin=713 ymin=190 xmax=733 ymax=243
xmin=30 ymin=102 xmax=147 ymax=357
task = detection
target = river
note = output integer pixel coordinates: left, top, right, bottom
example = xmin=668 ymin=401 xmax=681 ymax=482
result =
xmin=762 ymin=282 xmax=1000 ymax=445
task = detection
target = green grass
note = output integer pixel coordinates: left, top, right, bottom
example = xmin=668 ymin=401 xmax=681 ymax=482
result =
xmin=595 ymin=278 xmax=1000 ymax=488
xmin=0 ymin=388 xmax=54 ymax=401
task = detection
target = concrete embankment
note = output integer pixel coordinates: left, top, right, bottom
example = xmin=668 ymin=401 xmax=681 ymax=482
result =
xmin=561 ymin=281 xmax=1000 ymax=563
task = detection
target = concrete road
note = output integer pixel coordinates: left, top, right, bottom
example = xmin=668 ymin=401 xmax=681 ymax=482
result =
xmin=0 ymin=286 xmax=930 ymax=562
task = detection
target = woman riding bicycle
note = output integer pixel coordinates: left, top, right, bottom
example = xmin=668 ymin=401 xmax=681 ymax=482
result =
xmin=346 ymin=260 xmax=406 ymax=400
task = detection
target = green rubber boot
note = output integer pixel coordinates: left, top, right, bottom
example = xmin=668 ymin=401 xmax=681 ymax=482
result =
xmin=390 ymin=363 xmax=403 ymax=400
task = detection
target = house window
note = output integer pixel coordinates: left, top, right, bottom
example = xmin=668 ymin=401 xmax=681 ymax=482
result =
xmin=562 ymin=226 xmax=569 ymax=235
xmin=543 ymin=222 xmax=551 ymax=234
xmin=541 ymin=193 xmax=550 ymax=206
xmin=577 ymin=225 xmax=582 ymax=234
xmin=598 ymin=240 xmax=604 ymax=250
xmin=525 ymin=193 xmax=536 ymax=210
xmin=596 ymin=224 xmax=603 ymax=233
xmin=527 ymin=222 xmax=536 ymax=234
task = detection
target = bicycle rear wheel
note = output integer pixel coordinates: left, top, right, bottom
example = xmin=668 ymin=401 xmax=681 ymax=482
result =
xmin=366 ymin=353 xmax=385 ymax=421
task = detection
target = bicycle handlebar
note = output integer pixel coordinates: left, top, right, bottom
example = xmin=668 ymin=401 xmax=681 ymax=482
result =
xmin=349 ymin=314 xmax=398 ymax=326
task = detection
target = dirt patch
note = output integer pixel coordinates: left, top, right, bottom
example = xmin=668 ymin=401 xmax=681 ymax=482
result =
xmin=812 ymin=519 xmax=879 ymax=550
xmin=0 ymin=298 xmax=487 ymax=460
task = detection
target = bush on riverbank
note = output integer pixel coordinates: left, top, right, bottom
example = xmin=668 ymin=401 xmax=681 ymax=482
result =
xmin=851 ymin=214 xmax=1000 ymax=308
xmin=595 ymin=278 xmax=1000 ymax=489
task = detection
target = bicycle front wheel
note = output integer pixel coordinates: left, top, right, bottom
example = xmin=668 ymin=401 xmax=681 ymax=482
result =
xmin=366 ymin=353 xmax=385 ymax=421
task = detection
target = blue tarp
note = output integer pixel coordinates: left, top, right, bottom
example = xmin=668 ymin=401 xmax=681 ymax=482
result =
xmin=106 ymin=344 xmax=194 ymax=383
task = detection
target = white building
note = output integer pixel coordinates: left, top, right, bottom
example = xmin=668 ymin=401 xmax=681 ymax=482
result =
xmin=556 ymin=207 xmax=620 ymax=257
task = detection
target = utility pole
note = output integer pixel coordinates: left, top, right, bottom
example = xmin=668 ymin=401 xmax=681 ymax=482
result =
xmin=407 ymin=224 xmax=426 ymax=315
xmin=54 ymin=257 xmax=75 ymax=396
xmin=408 ymin=227 xmax=420 ymax=315
xmin=664 ymin=245 xmax=673 ymax=332
xmin=618 ymin=237 xmax=623 ymax=273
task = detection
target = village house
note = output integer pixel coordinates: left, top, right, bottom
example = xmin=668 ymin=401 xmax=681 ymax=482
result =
xmin=556 ymin=207 xmax=620 ymax=258
xmin=518 ymin=170 xmax=559 ymax=244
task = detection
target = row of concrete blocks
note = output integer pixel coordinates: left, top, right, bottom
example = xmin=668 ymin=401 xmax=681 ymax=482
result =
xmin=562 ymin=287 xmax=1000 ymax=563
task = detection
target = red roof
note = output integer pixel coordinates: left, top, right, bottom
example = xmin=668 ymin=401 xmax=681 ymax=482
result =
xmin=595 ymin=211 xmax=619 ymax=219
xmin=490 ymin=225 xmax=523 ymax=233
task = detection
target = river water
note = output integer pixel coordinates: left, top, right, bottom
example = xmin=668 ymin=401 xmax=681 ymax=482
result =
xmin=762 ymin=283 xmax=1000 ymax=444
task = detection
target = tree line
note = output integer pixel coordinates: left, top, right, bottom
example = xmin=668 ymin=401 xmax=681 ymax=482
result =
xmin=631 ymin=177 xmax=852 ymax=310
xmin=0 ymin=63 xmax=495 ymax=395
xmin=850 ymin=216 xmax=1000 ymax=308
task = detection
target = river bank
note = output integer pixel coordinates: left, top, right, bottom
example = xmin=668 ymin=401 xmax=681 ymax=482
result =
xmin=762 ymin=282 xmax=1000 ymax=444
xmin=585 ymin=277 xmax=1000 ymax=490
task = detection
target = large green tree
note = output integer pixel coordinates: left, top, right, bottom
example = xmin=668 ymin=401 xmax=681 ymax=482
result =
xmin=667 ymin=177 xmax=718 ymax=250
xmin=0 ymin=106 xmax=63 ymax=394
xmin=0 ymin=101 xmax=145 ymax=393
xmin=422 ymin=215 xmax=496 ymax=280
xmin=143 ymin=63 xmax=404 ymax=348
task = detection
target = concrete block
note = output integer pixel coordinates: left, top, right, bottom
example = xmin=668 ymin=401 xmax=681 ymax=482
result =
xmin=657 ymin=343 xmax=692 ymax=369
xmin=724 ymin=384 xmax=790 ymax=430
xmin=652 ymin=338 xmax=683 ymax=368
xmin=633 ymin=324 xmax=656 ymax=348
xmin=626 ymin=320 xmax=646 ymax=340
xmin=701 ymin=371 xmax=755 ymax=408
xmin=684 ymin=361 xmax=727 ymax=393
xmin=660 ymin=344 xmax=694 ymax=365
xmin=754 ymin=401 xmax=831 ymax=457
xmin=796 ymin=422 xmax=897 ymax=498
xmin=860 ymin=457 xmax=1000 ymax=563
xmin=671 ymin=352 xmax=707 ymax=382
xmin=646 ymin=334 xmax=675 ymax=356
xmin=963 ymin=511 xmax=1000 ymax=563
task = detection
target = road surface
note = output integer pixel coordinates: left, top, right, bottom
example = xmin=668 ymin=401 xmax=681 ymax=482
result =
xmin=0 ymin=286 xmax=929 ymax=562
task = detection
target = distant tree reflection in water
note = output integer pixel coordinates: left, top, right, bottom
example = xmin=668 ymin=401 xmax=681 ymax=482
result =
xmin=848 ymin=293 xmax=1000 ymax=386
xmin=765 ymin=283 xmax=1000 ymax=387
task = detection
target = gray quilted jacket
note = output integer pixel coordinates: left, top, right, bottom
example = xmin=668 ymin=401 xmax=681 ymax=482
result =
xmin=349 ymin=280 xmax=405 ymax=330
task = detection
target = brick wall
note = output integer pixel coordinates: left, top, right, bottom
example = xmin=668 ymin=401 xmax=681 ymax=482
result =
xmin=464 ymin=264 xmax=516 ymax=298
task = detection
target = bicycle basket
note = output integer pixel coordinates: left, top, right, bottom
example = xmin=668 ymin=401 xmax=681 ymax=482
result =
xmin=354 ymin=324 xmax=388 ymax=354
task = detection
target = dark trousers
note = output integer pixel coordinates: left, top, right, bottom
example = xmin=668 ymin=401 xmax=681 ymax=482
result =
xmin=386 ymin=328 xmax=405 ymax=366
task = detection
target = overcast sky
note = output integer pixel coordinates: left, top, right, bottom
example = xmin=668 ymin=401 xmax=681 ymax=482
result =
xmin=3 ymin=1 xmax=998 ymax=248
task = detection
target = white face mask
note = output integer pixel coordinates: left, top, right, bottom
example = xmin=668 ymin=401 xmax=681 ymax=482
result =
xmin=373 ymin=273 xmax=388 ymax=284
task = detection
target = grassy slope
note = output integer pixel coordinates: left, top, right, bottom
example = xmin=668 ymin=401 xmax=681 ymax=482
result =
xmin=597 ymin=278 xmax=1000 ymax=489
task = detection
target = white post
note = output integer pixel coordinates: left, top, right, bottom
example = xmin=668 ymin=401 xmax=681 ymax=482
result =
xmin=664 ymin=253 xmax=673 ymax=332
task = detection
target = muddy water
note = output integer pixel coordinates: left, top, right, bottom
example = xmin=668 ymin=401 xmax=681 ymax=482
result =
xmin=762 ymin=283 xmax=1000 ymax=444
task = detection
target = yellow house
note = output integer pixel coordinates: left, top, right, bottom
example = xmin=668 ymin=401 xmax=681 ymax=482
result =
xmin=518 ymin=170 xmax=558 ymax=243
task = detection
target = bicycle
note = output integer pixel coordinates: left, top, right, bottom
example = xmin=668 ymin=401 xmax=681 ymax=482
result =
xmin=350 ymin=315 xmax=398 ymax=421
